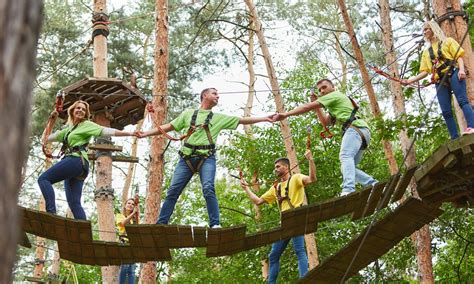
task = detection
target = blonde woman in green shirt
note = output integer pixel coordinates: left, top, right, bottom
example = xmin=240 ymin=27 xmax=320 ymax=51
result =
xmin=38 ymin=100 xmax=136 ymax=220
xmin=138 ymin=88 xmax=275 ymax=228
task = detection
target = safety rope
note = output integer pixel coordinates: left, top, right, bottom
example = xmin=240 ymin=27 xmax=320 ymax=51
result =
xmin=41 ymin=92 xmax=65 ymax=159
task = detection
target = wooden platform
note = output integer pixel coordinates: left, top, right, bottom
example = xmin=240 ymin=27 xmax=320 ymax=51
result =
xmin=60 ymin=77 xmax=147 ymax=129
xmin=415 ymin=134 xmax=474 ymax=206
xmin=299 ymin=198 xmax=443 ymax=283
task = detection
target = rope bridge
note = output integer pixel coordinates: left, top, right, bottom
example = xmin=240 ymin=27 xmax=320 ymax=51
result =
xmin=18 ymin=135 xmax=474 ymax=275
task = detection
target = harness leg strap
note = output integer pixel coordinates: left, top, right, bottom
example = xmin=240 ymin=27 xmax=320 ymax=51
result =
xmin=349 ymin=125 xmax=368 ymax=150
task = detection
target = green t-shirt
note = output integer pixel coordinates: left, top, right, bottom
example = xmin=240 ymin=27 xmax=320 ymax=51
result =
xmin=171 ymin=109 xmax=240 ymax=156
xmin=56 ymin=120 xmax=104 ymax=161
xmin=317 ymin=90 xmax=369 ymax=129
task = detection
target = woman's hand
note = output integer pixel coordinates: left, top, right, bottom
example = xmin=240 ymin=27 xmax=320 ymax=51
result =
xmin=458 ymin=69 xmax=466 ymax=81
xmin=50 ymin=110 xmax=59 ymax=119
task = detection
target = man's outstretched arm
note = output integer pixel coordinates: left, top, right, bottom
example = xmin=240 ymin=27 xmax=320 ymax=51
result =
xmin=239 ymin=114 xmax=276 ymax=125
xmin=240 ymin=178 xmax=267 ymax=206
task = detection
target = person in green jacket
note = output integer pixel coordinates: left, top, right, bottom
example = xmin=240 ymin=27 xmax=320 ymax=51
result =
xmin=38 ymin=100 xmax=136 ymax=220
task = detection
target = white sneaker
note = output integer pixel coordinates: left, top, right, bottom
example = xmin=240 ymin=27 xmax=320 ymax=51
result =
xmin=340 ymin=190 xmax=353 ymax=196
xmin=211 ymin=225 xmax=221 ymax=229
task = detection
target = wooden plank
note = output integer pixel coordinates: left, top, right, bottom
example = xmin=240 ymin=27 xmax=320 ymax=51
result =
xmin=414 ymin=144 xmax=449 ymax=181
xmin=461 ymin=145 xmax=473 ymax=166
xmin=378 ymin=174 xmax=400 ymax=210
xmin=206 ymin=225 xmax=247 ymax=257
xmin=361 ymin=182 xmax=386 ymax=218
xmin=351 ymin=187 xmax=372 ymax=220
xmin=89 ymin=143 xmax=123 ymax=152
xmin=18 ymin=231 xmax=31 ymax=248
xmin=299 ymin=198 xmax=443 ymax=283
xmin=391 ymin=166 xmax=417 ymax=203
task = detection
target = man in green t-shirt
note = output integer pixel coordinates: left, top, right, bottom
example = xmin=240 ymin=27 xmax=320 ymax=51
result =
xmin=274 ymin=79 xmax=376 ymax=195
xmin=138 ymin=88 xmax=275 ymax=228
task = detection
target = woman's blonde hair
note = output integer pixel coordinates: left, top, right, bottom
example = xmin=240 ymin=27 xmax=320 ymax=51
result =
xmin=424 ymin=20 xmax=446 ymax=44
xmin=66 ymin=100 xmax=91 ymax=126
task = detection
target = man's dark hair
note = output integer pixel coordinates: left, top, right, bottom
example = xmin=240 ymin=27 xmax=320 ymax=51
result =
xmin=316 ymin=78 xmax=334 ymax=87
xmin=274 ymin=157 xmax=290 ymax=167
xmin=200 ymin=88 xmax=216 ymax=101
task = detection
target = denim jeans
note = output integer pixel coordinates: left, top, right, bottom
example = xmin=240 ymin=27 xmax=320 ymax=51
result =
xmin=436 ymin=68 xmax=474 ymax=139
xmin=119 ymin=263 xmax=136 ymax=284
xmin=157 ymin=154 xmax=219 ymax=227
xmin=340 ymin=127 xmax=376 ymax=194
xmin=37 ymin=156 xmax=88 ymax=220
xmin=268 ymin=235 xmax=308 ymax=283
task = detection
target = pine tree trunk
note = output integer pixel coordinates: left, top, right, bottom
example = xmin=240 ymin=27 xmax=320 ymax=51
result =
xmin=336 ymin=0 xmax=398 ymax=174
xmin=139 ymin=0 xmax=169 ymax=282
xmin=378 ymin=1 xmax=435 ymax=283
xmin=122 ymin=118 xmax=144 ymax=205
xmin=334 ymin=32 xmax=348 ymax=89
xmin=91 ymin=0 xmax=119 ymax=281
xmin=33 ymin=156 xmax=51 ymax=278
xmin=0 ymin=1 xmax=42 ymax=281
xmin=244 ymin=0 xmax=319 ymax=269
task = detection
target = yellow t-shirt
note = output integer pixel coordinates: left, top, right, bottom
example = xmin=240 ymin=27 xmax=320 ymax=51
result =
xmin=420 ymin=37 xmax=464 ymax=80
xmin=115 ymin=213 xmax=136 ymax=242
xmin=260 ymin=173 xmax=305 ymax=212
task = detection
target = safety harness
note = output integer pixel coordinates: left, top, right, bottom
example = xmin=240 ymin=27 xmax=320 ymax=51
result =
xmin=59 ymin=123 xmax=89 ymax=180
xmin=276 ymin=175 xmax=294 ymax=209
xmin=428 ymin=41 xmax=454 ymax=86
xmin=341 ymin=97 xmax=368 ymax=150
xmin=178 ymin=109 xmax=215 ymax=174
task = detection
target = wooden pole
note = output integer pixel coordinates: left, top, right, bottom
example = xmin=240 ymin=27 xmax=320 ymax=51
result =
xmin=90 ymin=0 xmax=119 ymax=282
xmin=139 ymin=0 xmax=169 ymax=282
xmin=244 ymin=0 xmax=320 ymax=270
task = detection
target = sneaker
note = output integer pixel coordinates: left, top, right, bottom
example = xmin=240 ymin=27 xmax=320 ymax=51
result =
xmin=462 ymin=127 xmax=474 ymax=136
xmin=340 ymin=189 xmax=354 ymax=197
xmin=211 ymin=225 xmax=221 ymax=229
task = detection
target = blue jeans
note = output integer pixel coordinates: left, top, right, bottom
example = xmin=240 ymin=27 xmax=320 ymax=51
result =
xmin=268 ymin=235 xmax=308 ymax=283
xmin=119 ymin=263 xmax=136 ymax=284
xmin=37 ymin=156 xmax=88 ymax=220
xmin=340 ymin=127 xmax=377 ymax=194
xmin=436 ymin=69 xmax=474 ymax=139
xmin=157 ymin=155 xmax=219 ymax=227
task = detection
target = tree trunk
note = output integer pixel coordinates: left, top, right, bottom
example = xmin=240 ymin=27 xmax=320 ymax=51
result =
xmin=336 ymin=0 xmax=398 ymax=174
xmin=122 ymin=34 xmax=151 ymax=205
xmin=122 ymin=118 xmax=144 ymax=205
xmin=378 ymin=1 xmax=435 ymax=283
xmin=244 ymin=0 xmax=319 ymax=269
xmin=91 ymin=0 xmax=119 ymax=281
xmin=139 ymin=0 xmax=169 ymax=282
xmin=334 ymin=32 xmax=348 ymax=89
xmin=33 ymin=156 xmax=51 ymax=278
xmin=0 ymin=1 xmax=42 ymax=281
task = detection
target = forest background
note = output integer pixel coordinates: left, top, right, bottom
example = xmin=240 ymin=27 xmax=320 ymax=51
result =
xmin=13 ymin=0 xmax=474 ymax=283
